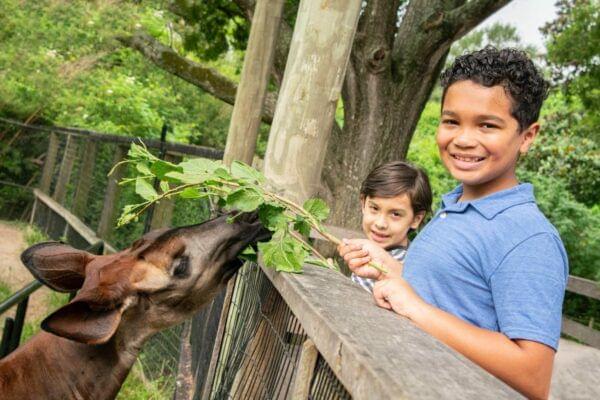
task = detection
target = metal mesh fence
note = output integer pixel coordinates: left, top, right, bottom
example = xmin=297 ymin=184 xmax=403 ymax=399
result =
xmin=209 ymin=263 xmax=351 ymax=400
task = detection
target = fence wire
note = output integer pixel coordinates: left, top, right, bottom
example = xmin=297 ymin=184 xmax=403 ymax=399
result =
xmin=209 ymin=263 xmax=351 ymax=400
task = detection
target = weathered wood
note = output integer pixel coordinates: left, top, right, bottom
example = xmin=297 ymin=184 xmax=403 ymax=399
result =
xmin=562 ymin=317 xmax=600 ymax=350
xmin=551 ymin=339 xmax=600 ymax=399
xmin=173 ymin=320 xmax=194 ymax=400
xmin=72 ymin=139 xmax=97 ymax=218
xmin=39 ymin=132 xmax=59 ymax=193
xmin=32 ymin=189 xmax=115 ymax=253
xmin=223 ymin=0 xmax=284 ymax=166
xmin=291 ymin=339 xmax=319 ymax=400
xmin=261 ymin=264 xmax=518 ymax=399
xmin=199 ymin=280 xmax=236 ymax=400
xmin=263 ymin=0 xmax=362 ymax=204
xmin=567 ymin=275 xmax=600 ymax=301
xmin=97 ymin=145 xmax=126 ymax=241
xmin=52 ymin=134 xmax=78 ymax=204
xmin=149 ymin=153 xmax=178 ymax=230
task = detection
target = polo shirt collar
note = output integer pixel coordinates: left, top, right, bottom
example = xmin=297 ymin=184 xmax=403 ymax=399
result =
xmin=441 ymin=183 xmax=536 ymax=220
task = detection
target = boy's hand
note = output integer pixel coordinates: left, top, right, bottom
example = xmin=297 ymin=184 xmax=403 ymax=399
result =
xmin=337 ymin=238 xmax=403 ymax=280
xmin=373 ymin=277 xmax=426 ymax=319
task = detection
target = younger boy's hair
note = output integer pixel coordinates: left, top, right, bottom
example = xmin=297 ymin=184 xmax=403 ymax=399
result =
xmin=440 ymin=46 xmax=549 ymax=131
xmin=360 ymin=161 xmax=432 ymax=215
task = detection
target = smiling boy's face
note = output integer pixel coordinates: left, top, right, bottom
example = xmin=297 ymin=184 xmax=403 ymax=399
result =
xmin=437 ymin=80 xmax=539 ymax=200
xmin=361 ymin=194 xmax=424 ymax=250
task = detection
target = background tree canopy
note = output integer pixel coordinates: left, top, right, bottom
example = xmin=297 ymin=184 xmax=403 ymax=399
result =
xmin=0 ymin=0 xmax=598 ymax=289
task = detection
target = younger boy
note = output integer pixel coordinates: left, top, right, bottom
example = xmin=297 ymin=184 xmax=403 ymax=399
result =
xmin=340 ymin=47 xmax=568 ymax=399
xmin=351 ymin=161 xmax=432 ymax=292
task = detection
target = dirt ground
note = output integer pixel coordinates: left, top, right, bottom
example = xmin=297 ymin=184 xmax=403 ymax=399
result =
xmin=0 ymin=221 xmax=53 ymax=322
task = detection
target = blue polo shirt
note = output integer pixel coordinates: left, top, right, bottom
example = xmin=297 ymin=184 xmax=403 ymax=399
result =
xmin=403 ymin=183 xmax=568 ymax=350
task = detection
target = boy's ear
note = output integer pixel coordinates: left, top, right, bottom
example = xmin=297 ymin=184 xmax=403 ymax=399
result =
xmin=519 ymin=122 xmax=540 ymax=155
xmin=410 ymin=211 xmax=426 ymax=230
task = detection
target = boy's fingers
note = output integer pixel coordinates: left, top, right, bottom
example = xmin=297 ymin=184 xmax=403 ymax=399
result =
xmin=348 ymin=256 xmax=371 ymax=269
xmin=343 ymin=249 xmax=368 ymax=262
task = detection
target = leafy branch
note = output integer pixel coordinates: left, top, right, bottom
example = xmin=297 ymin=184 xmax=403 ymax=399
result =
xmin=114 ymin=141 xmax=387 ymax=274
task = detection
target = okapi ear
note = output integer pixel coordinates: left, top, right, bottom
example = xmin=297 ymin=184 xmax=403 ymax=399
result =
xmin=41 ymin=300 xmax=122 ymax=345
xmin=20 ymin=242 xmax=92 ymax=292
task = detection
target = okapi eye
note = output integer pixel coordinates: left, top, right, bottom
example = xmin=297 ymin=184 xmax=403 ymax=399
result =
xmin=172 ymin=256 xmax=190 ymax=278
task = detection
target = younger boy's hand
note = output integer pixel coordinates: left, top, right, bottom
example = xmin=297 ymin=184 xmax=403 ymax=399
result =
xmin=337 ymin=238 xmax=403 ymax=280
xmin=373 ymin=277 xmax=426 ymax=319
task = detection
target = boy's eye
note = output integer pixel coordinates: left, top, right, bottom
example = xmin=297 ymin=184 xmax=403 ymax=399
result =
xmin=481 ymin=123 xmax=499 ymax=129
xmin=441 ymin=119 xmax=458 ymax=125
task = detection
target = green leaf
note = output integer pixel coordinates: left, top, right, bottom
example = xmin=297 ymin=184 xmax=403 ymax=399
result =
xmin=179 ymin=158 xmax=220 ymax=175
xmin=165 ymin=171 xmax=206 ymax=185
xmin=136 ymin=162 xmax=152 ymax=176
xmin=238 ymin=246 xmax=257 ymax=263
xmin=231 ymin=160 xmax=265 ymax=184
xmin=226 ymin=187 xmax=264 ymax=212
xmin=180 ymin=187 xmax=206 ymax=199
xmin=258 ymin=232 xmax=308 ymax=273
xmin=159 ymin=180 xmax=170 ymax=193
xmin=303 ymin=198 xmax=330 ymax=222
xmin=212 ymin=167 xmax=232 ymax=180
xmin=128 ymin=142 xmax=154 ymax=160
xmin=135 ymin=178 xmax=158 ymax=201
xmin=293 ymin=216 xmax=311 ymax=237
xmin=151 ymin=160 xmax=182 ymax=180
xmin=258 ymin=203 xmax=290 ymax=231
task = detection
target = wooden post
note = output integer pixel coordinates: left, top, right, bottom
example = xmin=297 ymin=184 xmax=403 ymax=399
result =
xmin=52 ymin=134 xmax=78 ymax=204
xmin=200 ymin=2 xmax=285 ymax=398
xmin=223 ymin=0 xmax=285 ymax=166
xmin=263 ymin=0 xmax=362 ymax=203
xmin=149 ymin=152 xmax=178 ymax=230
xmin=97 ymin=145 xmax=126 ymax=240
xmin=39 ymin=132 xmax=60 ymax=193
xmin=72 ymin=139 xmax=97 ymax=218
xmin=291 ymin=339 xmax=319 ymax=399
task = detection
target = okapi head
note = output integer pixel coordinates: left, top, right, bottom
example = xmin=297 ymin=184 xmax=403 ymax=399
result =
xmin=20 ymin=213 xmax=269 ymax=346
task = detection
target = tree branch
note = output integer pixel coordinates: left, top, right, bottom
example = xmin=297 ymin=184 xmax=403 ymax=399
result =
xmin=447 ymin=0 xmax=512 ymax=40
xmin=118 ymin=32 xmax=276 ymax=123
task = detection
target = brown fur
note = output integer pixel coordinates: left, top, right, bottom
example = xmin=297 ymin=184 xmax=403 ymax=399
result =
xmin=0 ymin=214 xmax=267 ymax=400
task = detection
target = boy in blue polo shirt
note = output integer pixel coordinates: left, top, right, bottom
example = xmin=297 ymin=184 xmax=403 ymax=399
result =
xmin=339 ymin=47 xmax=568 ymax=399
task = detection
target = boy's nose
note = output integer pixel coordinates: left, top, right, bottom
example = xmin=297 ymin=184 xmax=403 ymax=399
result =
xmin=453 ymin=129 xmax=478 ymax=147
xmin=375 ymin=215 xmax=388 ymax=229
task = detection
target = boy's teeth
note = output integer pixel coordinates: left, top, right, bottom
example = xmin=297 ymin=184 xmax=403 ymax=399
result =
xmin=454 ymin=155 xmax=483 ymax=162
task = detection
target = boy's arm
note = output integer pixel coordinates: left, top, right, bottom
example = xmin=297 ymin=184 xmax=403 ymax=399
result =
xmin=374 ymin=278 xmax=555 ymax=399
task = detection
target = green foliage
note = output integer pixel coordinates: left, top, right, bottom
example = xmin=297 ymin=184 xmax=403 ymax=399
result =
xmin=117 ymin=363 xmax=171 ymax=400
xmin=0 ymin=281 xmax=11 ymax=300
xmin=543 ymin=0 xmax=600 ymax=135
xmin=116 ymin=143 xmax=387 ymax=273
xmin=0 ymin=0 xmax=235 ymax=148
xmin=24 ymin=225 xmax=49 ymax=247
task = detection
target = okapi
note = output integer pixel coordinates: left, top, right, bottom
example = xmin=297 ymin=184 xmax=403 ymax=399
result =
xmin=0 ymin=213 xmax=268 ymax=400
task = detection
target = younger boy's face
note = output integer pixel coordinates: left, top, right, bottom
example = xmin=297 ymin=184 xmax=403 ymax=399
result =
xmin=361 ymin=194 xmax=424 ymax=250
xmin=437 ymin=80 xmax=538 ymax=200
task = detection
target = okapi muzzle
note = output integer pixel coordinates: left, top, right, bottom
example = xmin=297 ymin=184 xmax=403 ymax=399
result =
xmin=0 ymin=212 xmax=269 ymax=400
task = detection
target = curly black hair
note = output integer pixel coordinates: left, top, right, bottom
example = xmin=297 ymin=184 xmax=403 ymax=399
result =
xmin=440 ymin=46 xmax=549 ymax=131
